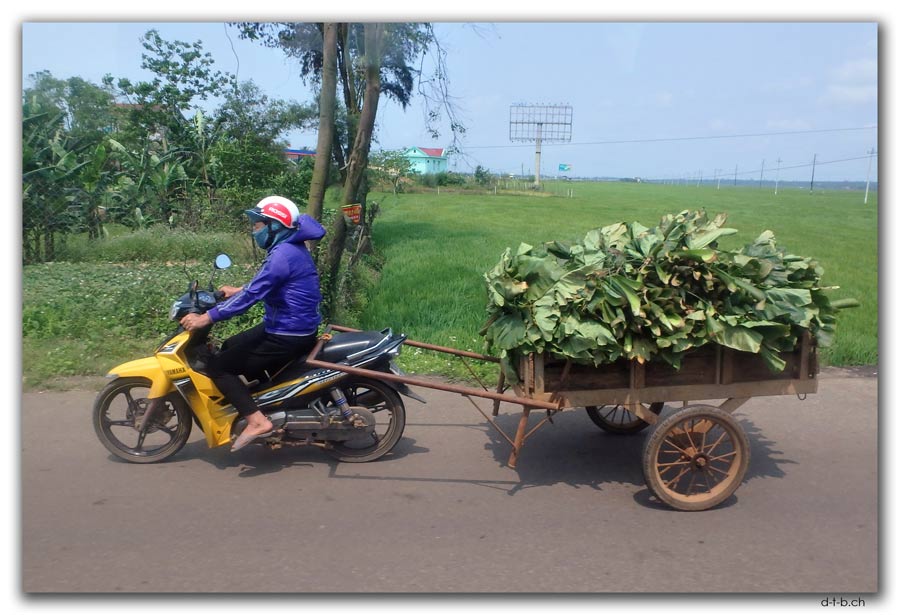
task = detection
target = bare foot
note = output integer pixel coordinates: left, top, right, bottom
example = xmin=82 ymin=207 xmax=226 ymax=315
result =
xmin=231 ymin=412 xmax=274 ymax=452
xmin=244 ymin=417 xmax=273 ymax=437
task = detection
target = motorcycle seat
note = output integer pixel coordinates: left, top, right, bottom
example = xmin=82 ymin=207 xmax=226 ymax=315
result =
xmin=319 ymin=330 xmax=389 ymax=363
xmin=247 ymin=330 xmax=389 ymax=392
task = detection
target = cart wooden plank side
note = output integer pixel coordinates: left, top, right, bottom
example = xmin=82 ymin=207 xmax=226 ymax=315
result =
xmin=516 ymin=331 xmax=817 ymax=409
xmin=509 ymin=331 xmax=818 ymax=510
xmin=307 ymin=325 xmax=819 ymax=511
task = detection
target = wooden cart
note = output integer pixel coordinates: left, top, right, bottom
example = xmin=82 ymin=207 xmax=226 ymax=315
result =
xmin=306 ymin=325 xmax=818 ymax=511
xmin=511 ymin=332 xmax=818 ymax=510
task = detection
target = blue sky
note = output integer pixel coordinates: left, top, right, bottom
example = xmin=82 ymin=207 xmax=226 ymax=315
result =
xmin=20 ymin=20 xmax=879 ymax=182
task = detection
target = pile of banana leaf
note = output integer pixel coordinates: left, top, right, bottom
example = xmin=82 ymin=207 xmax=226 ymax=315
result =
xmin=480 ymin=210 xmax=857 ymax=381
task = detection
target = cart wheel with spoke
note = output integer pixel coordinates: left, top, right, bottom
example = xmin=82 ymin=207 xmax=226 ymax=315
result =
xmin=642 ymin=404 xmax=750 ymax=511
xmin=585 ymin=402 xmax=663 ymax=434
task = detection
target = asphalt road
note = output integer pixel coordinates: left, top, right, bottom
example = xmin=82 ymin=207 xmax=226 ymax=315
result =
xmin=20 ymin=369 xmax=878 ymax=595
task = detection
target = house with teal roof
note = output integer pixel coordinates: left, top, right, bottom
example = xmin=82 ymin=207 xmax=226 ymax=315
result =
xmin=402 ymin=147 xmax=448 ymax=175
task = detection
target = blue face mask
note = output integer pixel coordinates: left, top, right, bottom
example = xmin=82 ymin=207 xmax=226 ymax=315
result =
xmin=253 ymin=222 xmax=292 ymax=250
xmin=252 ymin=225 xmax=271 ymax=249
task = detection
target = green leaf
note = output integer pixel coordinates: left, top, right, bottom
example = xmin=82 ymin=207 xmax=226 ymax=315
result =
xmin=759 ymin=346 xmax=787 ymax=373
xmin=672 ymin=249 xmax=717 ymax=263
xmin=686 ymin=227 xmax=738 ymax=249
xmin=830 ymin=298 xmax=860 ymax=309
xmin=489 ymin=313 xmax=529 ymax=350
xmin=718 ymin=325 xmax=763 ymax=353
xmin=609 ymin=276 xmax=642 ymax=316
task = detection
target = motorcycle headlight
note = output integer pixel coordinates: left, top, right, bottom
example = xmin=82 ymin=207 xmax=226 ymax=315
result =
xmin=169 ymin=301 xmax=181 ymax=321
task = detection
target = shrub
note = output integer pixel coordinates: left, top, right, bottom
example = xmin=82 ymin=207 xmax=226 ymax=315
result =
xmin=55 ymin=225 xmax=252 ymax=263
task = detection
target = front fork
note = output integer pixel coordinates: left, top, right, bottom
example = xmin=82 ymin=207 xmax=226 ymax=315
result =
xmin=135 ymin=397 xmax=166 ymax=434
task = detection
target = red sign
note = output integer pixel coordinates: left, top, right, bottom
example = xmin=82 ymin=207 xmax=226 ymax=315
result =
xmin=342 ymin=204 xmax=362 ymax=224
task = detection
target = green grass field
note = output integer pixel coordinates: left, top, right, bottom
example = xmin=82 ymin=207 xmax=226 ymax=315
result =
xmin=21 ymin=181 xmax=878 ymax=389
xmin=357 ymin=181 xmax=877 ymax=378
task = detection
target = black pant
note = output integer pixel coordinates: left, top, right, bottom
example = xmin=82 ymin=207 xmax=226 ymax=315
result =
xmin=207 ymin=323 xmax=317 ymax=417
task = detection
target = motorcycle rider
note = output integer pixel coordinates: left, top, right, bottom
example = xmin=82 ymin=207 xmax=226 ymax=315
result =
xmin=180 ymin=196 xmax=326 ymax=451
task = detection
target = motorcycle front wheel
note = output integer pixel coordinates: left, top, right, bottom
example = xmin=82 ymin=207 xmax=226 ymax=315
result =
xmin=93 ymin=377 xmax=193 ymax=463
xmin=325 ymin=377 xmax=406 ymax=463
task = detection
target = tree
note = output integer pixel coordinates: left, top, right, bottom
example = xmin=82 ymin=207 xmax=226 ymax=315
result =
xmin=207 ymin=138 xmax=286 ymax=190
xmin=101 ymin=31 xmax=315 ymax=230
xmin=323 ymin=23 xmax=385 ymax=295
xmin=101 ymin=134 xmax=192 ymax=228
xmin=24 ymin=71 xmax=117 ymax=143
xmin=307 ymin=23 xmax=338 ymax=224
xmin=215 ymin=80 xmax=316 ymax=144
xmin=235 ymin=21 xmax=465 ymax=316
xmin=22 ymin=103 xmax=92 ymax=262
xmin=21 ymin=30 xmax=324 ymax=250
xmin=474 ymin=165 xmax=492 ymax=186
xmin=234 ymin=22 xmax=465 ymax=179
xmin=73 ymin=143 xmax=116 ymax=240
xmin=369 ymin=150 xmax=414 ymax=194
xmin=109 ymin=29 xmax=234 ymax=149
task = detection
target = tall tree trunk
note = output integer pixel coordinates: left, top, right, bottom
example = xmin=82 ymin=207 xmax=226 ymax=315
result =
xmin=43 ymin=229 xmax=55 ymax=262
xmin=331 ymin=131 xmax=347 ymax=184
xmin=307 ymin=23 xmax=338 ymax=224
xmin=337 ymin=24 xmax=358 ymax=116
xmin=342 ymin=23 xmax=383 ymax=206
xmin=335 ymin=23 xmax=360 ymax=187
xmin=324 ymin=23 xmax=384 ymax=313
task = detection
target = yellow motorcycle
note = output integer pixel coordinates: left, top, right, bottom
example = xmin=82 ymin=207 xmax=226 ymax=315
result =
xmin=93 ymin=254 xmax=421 ymax=464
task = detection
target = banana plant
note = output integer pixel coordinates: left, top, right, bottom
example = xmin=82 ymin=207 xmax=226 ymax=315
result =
xmin=106 ymin=138 xmax=191 ymax=227
xmin=22 ymin=108 xmax=91 ymax=261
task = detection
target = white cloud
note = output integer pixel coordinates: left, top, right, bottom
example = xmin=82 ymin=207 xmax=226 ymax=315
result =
xmin=761 ymin=77 xmax=815 ymax=94
xmin=822 ymin=84 xmax=878 ymax=105
xmin=820 ymin=57 xmax=878 ymax=105
xmin=833 ymin=58 xmax=878 ymax=83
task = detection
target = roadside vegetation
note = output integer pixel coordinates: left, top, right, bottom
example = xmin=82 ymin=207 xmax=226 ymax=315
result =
xmin=22 ymin=180 xmax=877 ymax=389
xmin=21 ymin=22 xmax=460 ymax=389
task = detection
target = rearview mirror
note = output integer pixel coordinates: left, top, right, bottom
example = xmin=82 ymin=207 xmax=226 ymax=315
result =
xmin=214 ymin=254 xmax=232 ymax=270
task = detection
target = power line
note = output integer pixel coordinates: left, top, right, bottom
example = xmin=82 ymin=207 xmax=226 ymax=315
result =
xmin=728 ymin=154 xmax=875 ymax=178
xmin=461 ymin=125 xmax=877 ymax=150
xmin=664 ymin=154 xmax=875 ymax=187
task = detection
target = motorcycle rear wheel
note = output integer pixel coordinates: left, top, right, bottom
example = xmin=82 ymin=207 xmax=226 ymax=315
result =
xmin=325 ymin=377 xmax=406 ymax=463
xmin=93 ymin=377 xmax=193 ymax=463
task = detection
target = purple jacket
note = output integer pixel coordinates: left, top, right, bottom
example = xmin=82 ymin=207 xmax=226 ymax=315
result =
xmin=208 ymin=214 xmax=326 ymax=335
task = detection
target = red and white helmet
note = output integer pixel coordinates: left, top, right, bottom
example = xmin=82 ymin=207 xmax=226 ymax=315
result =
xmin=245 ymin=196 xmax=301 ymax=229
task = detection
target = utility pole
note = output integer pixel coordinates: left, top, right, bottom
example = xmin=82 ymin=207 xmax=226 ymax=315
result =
xmin=697 ymin=169 xmax=702 ymax=187
xmin=734 ymin=164 xmax=738 ymax=186
xmin=775 ymin=157 xmax=782 ymax=195
xmin=759 ymin=159 xmax=765 ymax=188
xmin=810 ymin=153 xmax=817 ymax=193
xmin=864 ymin=147 xmax=876 ymax=204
